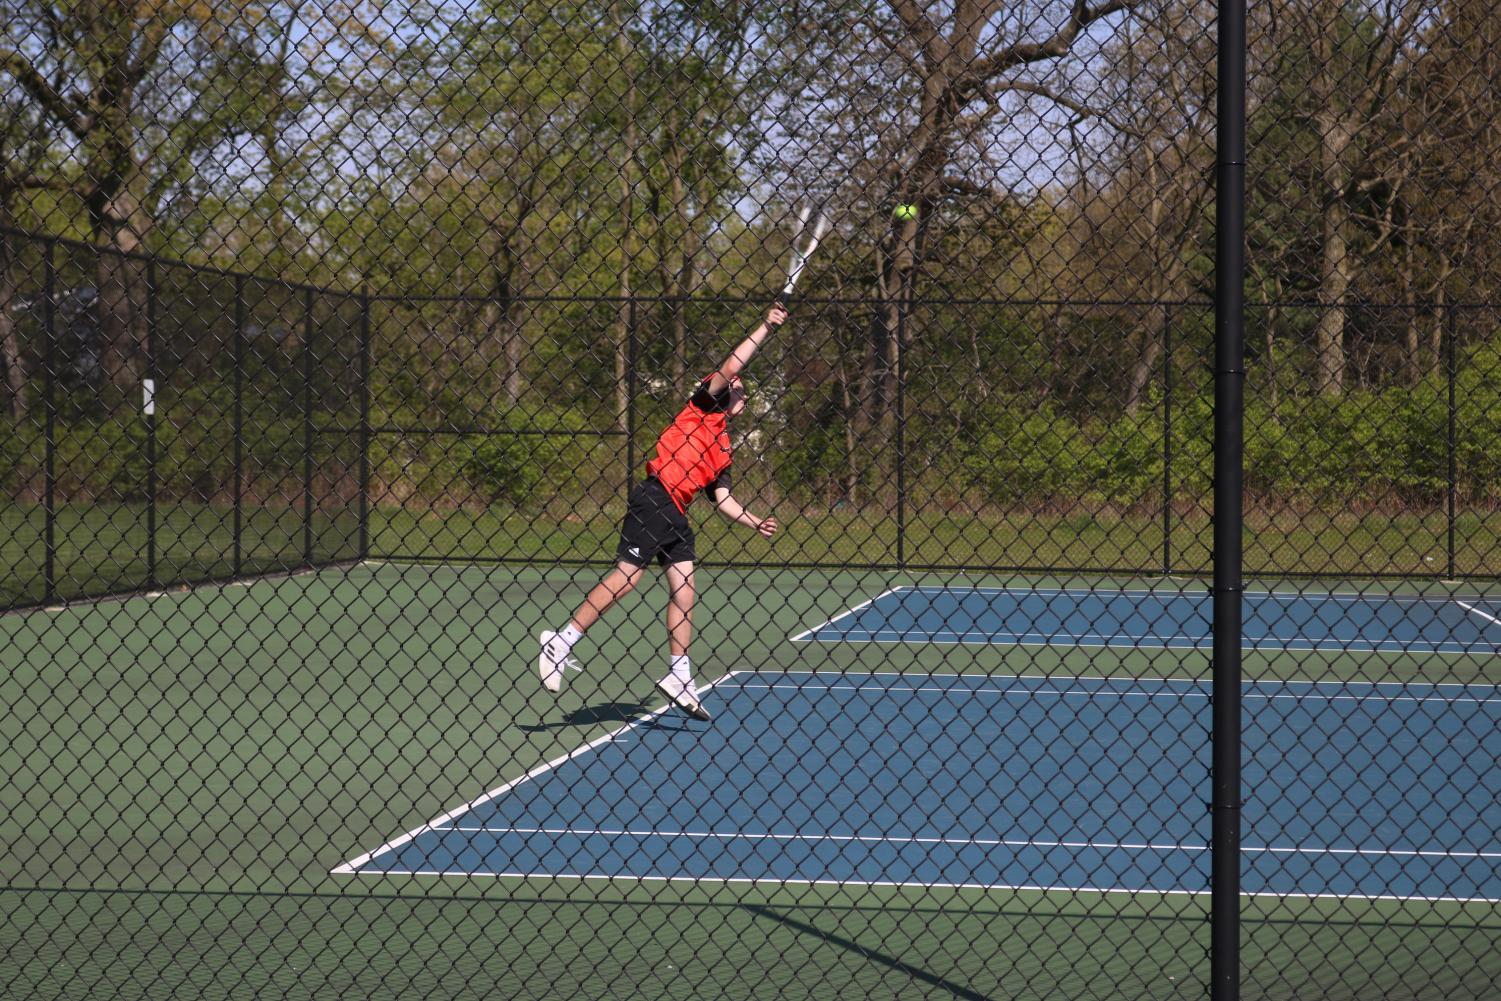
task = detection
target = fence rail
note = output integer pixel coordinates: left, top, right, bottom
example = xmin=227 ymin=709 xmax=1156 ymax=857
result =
xmin=3 ymin=229 xmax=1497 ymax=611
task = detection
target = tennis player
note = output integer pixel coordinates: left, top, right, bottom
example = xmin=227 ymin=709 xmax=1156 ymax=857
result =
xmin=536 ymin=305 xmax=787 ymax=719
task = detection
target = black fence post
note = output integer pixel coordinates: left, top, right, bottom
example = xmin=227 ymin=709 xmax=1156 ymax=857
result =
xmin=1446 ymin=305 xmax=1457 ymax=579
xmin=895 ymin=296 xmax=907 ymax=568
xmin=358 ymin=289 xmax=372 ymax=561
xmin=303 ymin=287 xmax=315 ymax=566
xmin=43 ymin=239 xmax=57 ymax=604
xmin=145 ymin=257 xmax=158 ymax=590
xmin=233 ymin=275 xmax=245 ymax=576
xmin=1163 ymin=305 xmax=1173 ymax=576
xmin=1212 ymin=0 xmax=1247 ymax=997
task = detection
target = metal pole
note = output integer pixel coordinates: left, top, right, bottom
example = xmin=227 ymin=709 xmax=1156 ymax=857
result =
xmin=233 ymin=275 xmax=245 ymax=576
xmin=1446 ymin=305 xmax=1456 ymax=579
xmin=1212 ymin=0 xmax=1247 ymax=997
xmin=43 ymin=240 xmax=57 ymax=603
xmin=359 ymin=289 xmax=372 ymax=560
xmin=303 ymin=287 xmax=314 ymax=565
xmin=1163 ymin=305 xmax=1173 ymax=576
xmin=145 ymin=257 xmax=158 ymax=590
xmin=895 ymin=298 xmax=907 ymax=568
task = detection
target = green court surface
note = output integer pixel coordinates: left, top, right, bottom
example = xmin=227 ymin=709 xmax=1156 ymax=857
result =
xmin=3 ymin=562 xmax=1499 ymax=999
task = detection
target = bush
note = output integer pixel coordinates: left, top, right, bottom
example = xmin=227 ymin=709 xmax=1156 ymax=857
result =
xmin=956 ymin=400 xmax=1097 ymax=505
xmin=459 ymin=407 xmax=593 ymax=506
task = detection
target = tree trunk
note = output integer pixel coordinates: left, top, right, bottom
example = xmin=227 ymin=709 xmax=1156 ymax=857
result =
xmin=861 ymin=75 xmax=949 ymax=487
xmin=94 ymin=214 xmax=147 ymax=394
xmin=482 ymin=253 xmax=526 ymax=407
xmin=1310 ymin=5 xmax=1354 ymax=397
xmin=1428 ymin=254 xmax=1451 ymax=378
xmin=1313 ymin=188 xmax=1352 ymax=394
xmin=0 ymin=223 xmax=25 ymax=419
xmin=1124 ymin=301 xmax=1168 ymax=414
xmin=611 ymin=9 xmax=638 ymax=430
xmin=1402 ymin=246 xmax=1421 ymax=386
xmin=1123 ymin=146 xmax=1168 ymax=415
xmin=837 ymin=356 xmax=860 ymax=508
xmin=671 ymin=146 xmax=696 ymax=384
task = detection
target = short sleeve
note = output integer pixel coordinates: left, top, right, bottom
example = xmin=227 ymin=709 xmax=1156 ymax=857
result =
xmin=690 ymin=377 xmax=733 ymax=414
xmin=709 ymin=469 xmax=732 ymax=497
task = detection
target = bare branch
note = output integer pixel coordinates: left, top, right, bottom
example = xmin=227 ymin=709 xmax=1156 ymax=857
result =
xmin=983 ymin=80 xmax=1144 ymax=138
xmin=963 ymin=0 xmax=1142 ymax=86
xmin=0 ymin=49 xmax=88 ymax=137
xmin=940 ymin=175 xmax=1003 ymax=200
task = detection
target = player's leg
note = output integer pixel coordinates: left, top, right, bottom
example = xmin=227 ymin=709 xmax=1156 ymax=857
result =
xmin=574 ymin=562 xmax=646 ymax=632
xmin=654 ymin=559 xmax=710 ymax=721
xmin=665 ymin=559 xmax=695 ymax=660
xmin=539 ymin=479 xmax=663 ymax=694
xmin=538 ymin=561 xmax=644 ymax=694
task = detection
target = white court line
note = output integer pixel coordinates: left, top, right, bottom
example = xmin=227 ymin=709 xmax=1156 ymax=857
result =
xmin=789 ymin=587 xmax=1500 ymax=656
xmin=806 ymin=628 xmax=1498 ymax=657
xmin=1458 ymin=601 xmax=1501 ymax=627
xmin=762 ymin=668 xmax=1500 ymax=693
xmin=930 ymin=584 xmax=1500 ymax=605
xmin=729 ymin=680 xmax=1501 ymax=705
xmin=342 ymin=869 xmax=1501 ymax=905
xmin=432 ymin=825 xmax=1501 ymax=862
xmin=331 ymin=670 xmax=742 ymax=874
xmin=787 ymin=585 xmax=910 ymax=643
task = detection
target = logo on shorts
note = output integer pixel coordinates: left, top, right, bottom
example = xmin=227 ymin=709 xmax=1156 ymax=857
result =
xmin=628 ymin=547 xmax=641 ymax=557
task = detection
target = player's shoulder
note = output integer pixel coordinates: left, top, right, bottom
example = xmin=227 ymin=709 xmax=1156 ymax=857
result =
xmin=689 ymin=374 xmax=729 ymax=412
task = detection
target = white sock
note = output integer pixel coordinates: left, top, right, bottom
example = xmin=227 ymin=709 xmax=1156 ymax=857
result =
xmin=557 ymin=624 xmax=583 ymax=651
xmin=670 ymin=654 xmax=692 ymax=684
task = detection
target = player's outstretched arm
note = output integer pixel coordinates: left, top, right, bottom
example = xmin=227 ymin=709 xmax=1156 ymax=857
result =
xmin=707 ymin=305 xmax=787 ymax=394
xmin=712 ymin=488 xmax=778 ymax=538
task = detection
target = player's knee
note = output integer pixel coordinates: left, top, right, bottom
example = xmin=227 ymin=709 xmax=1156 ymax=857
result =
xmin=668 ymin=581 xmax=696 ymax=610
xmin=608 ymin=566 xmax=642 ymax=597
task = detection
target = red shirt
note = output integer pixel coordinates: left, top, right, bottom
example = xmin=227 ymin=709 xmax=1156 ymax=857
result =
xmin=646 ymin=377 xmax=733 ymax=512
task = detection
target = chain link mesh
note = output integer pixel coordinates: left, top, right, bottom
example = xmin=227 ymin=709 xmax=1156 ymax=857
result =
xmin=4 ymin=0 xmax=1500 ymax=997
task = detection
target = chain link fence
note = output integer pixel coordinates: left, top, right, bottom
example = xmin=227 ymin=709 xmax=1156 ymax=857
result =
xmin=4 ymin=0 xmax=1501 ymax=998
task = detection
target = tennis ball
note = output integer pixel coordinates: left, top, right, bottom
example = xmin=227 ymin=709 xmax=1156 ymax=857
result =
xmin=893 ymin=203 xmax=918 ymax=221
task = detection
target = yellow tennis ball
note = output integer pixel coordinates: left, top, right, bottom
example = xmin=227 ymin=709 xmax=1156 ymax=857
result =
xmin=893 ymin=203 xmax=918 ymax=221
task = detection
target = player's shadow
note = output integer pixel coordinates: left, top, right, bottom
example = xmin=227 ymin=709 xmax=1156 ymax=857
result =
xmin=518 ymin=700 xmax=653 ymax=732
xmin=741 ymin=904 xmax=995 ymax=1001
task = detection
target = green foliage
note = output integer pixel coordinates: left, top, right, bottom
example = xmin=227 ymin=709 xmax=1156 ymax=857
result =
xmin=953 ymin=398 xmax=1096 ymax=505
xmin=458 ymin=410 xmax=591 ymax=506
xmin=917 ymin=350 xmax=1501 ymax=508
xmin=772 ymin=388 xmax=854 ymax=502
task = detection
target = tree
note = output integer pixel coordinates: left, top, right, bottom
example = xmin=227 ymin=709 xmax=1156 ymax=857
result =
xmin=1 ymin=98 xmax=58 ymax=418
xmin=749 ymin=0 xmax=1146 ymax=497
xmin=1251 ymin=0 xmax=1439 ymax=395
xmin=1064 ymin=1 xmax=1217 ymax=414
xmin=1 ymin=0 xmax=344 ymax=393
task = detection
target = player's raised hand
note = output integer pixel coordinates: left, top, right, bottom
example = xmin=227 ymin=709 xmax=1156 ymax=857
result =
xmin=766 ymin=305 xmax=789 ymax=328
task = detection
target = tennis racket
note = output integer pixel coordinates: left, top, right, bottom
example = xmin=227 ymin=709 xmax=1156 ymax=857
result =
xmin=780 ymin=205 xmax=830 ymax=303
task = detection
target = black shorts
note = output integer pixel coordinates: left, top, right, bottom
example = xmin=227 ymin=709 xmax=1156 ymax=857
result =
xmin=615 ymin=478 xmax=695 ymax=568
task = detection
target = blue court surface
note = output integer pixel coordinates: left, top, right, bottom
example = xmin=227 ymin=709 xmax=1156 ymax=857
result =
xmin=791 ymin=585 xmax=1501 ymax=655
xmin=337 ymin=669 xmax=1501 ymax=902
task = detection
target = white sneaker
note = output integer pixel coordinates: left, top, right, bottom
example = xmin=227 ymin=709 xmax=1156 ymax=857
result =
xmin=538 ymin=631 xmax=582 ymax=694
xmin=655 ymin=674 xmax=711 ymax=721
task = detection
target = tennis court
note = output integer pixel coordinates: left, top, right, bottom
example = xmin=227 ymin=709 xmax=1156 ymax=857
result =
xmin=792 ymin=584 xmax=1501 ymax=654
xmin=336 ymin=583 xmax=1501 ymax=903
xmin=6 ymin=562 xmax=1501 ymax=999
